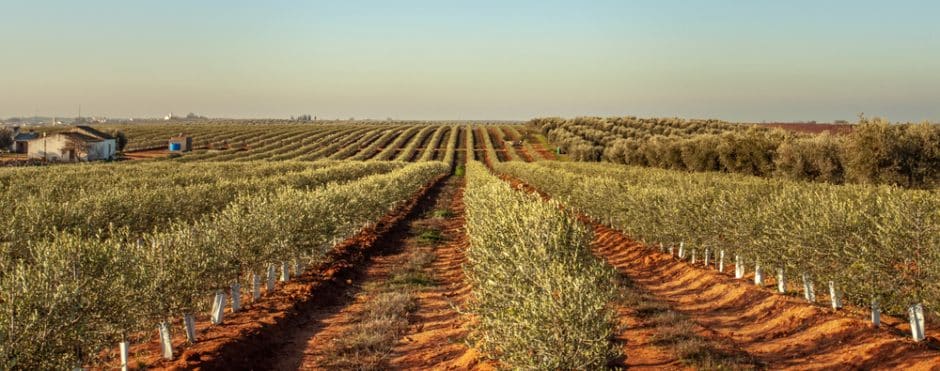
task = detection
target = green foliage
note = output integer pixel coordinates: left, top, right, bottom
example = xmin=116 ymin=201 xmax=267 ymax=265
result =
xmin=0 ymin=127 xmax=13 ymax=151
xmin=496 ymin=161 xmax=940 ymax=319
xmin=533 ymin=116 xmax=940 ymax=188
xmin=0 ymin=161 xmax=449 ymax=369
xmin=464 ymin=161 xmax=619 ymax=369
xmin=842 ymin=119 xmax=940 ymax=188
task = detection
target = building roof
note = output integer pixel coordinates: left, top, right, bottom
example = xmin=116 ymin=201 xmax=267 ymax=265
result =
xmin=26 ymin=131 xmax=105 ymax=143
xmin=72 ymin=125 xmax=114 ymax=140
xmin=60 ymin=132 xmax=105 ymax=142
xmin=13 ymin=132 xmax=39 ymax=141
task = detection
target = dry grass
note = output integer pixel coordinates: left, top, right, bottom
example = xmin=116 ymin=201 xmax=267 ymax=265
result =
xmin=322 ymin=227 xmax=443 ymax=369
xmin=618 ymin=277 xmax=761 ymax=370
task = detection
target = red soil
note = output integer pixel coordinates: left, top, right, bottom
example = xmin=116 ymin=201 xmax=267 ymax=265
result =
xmin=498 ymin=127 xmax=534 ymax=162
xmin=527 ymin=136 xmax=557 ymax=160
xmin=272 ymin=176 xmax=486 ymax=370
xmin=123 ymin=149 xmax=170 ymax=160
xmin=116 ymin=175 xmax=446 ymax=370
xmin=589 ymin=225 xmax=940 ymax=369
xmin=388 ymin=178 xmax=491 ymax=370
xmin=499 ymin=172 xmax=940 ymax=369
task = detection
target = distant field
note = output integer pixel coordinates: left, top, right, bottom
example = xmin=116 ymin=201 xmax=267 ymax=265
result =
xmin=1 ymin=120 xmax=937 ymax=370
xmin=757 ymin=122 xmax=855 ymax=134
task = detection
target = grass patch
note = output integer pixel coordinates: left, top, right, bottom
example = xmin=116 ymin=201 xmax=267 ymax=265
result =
xmin=326 ymin=291 xmax=415 ymax=370
xmin=322 ymin=246 xmax=438 ymax=369
xmin=389 ymin=249 xmax=437 ymax=288
xmin=431 ymin=208 xmax=455 ymax=219
xmin=417 ymin=228 xmax=445 ymax=245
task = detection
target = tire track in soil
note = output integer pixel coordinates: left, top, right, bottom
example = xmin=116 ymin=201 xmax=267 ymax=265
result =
xmin=272 ymin=175 xmax=484 ymax=370
xmin=387 ymin=178 xmax=488 ymax=370
xmin=131 ymin=175 xmax=445 ymax=370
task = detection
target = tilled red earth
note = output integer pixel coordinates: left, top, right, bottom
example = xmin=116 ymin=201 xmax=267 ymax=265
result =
xmin=115 ymin=175 xmax=446 ymax=370
xmin=500 ymin=173 xmax=940 ymax=370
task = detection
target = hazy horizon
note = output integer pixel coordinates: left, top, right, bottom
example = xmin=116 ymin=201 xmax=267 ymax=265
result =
xmin=2 ymin=1 xmax=939 ymax=123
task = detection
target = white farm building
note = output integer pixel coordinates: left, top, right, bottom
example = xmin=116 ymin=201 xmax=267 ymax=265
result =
xmin=26 ymin=126 xmax=117 ymax=161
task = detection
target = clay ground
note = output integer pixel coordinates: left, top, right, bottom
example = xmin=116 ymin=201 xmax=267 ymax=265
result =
xmin=127 ymin=174 xmax=491 ymax=371
xmin=500 ymin=172 xmax=940 ymax=370
xmin=266 ymin=175 xmax=485 ymax=370
xmin=120 ymin=150 xmax=939 ymax=370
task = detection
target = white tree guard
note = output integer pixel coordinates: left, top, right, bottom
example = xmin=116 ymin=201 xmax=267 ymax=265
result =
xmin=909 ymin=303 xmax=926 ymax=342
xmin=231 ymin=282 xmax=241 ymax=312
xmin=211 ymin=291 xmax=226 ymax=325
xmin=828 ymin=281 xmax=842 ymax=309
xmin=183 ymin=313 xmax=197 ymax=343
xmin=294 ymin=257 xmax=304 ymax=277
xmin=280 ymin=261 xmax=290 ymax=282
xmin=802 ymin=273 xmax=816 ymax=302
xmin=871 ymin=299 xmax=881 ymax=328
xmin=159 ymin=321 xmax=173 ymax=360
xmin=119 ymin=340 xmax=129 ymax=371
xmin=734 ymin=255 xmax=745 ymax=279
xmin=659 ymin=242 xmax=665 ymax=253
xmin=690 ymin=249 xmax=696 ymax=264
xmin=754 ymin=262 xmax=763 ymax=285
xmin=776 ymin=268 xmax=786 ymax=293
xmin=669 ymin=245 xmax=675 ymax=256
xmin=252 ymin=273 xmax=262 ymax=301
xmin=719 ymin=250 xmax=726 ymax=273
xmin=704 ymin=248 xmax=710 ymax=267
xmin=266 ymin=264 xmax=277 ymax=292
xmin=678 ymin=242 xmax=685 ymax=259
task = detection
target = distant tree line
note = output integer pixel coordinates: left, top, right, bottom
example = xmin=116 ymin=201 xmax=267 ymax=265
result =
xmin=532 ymin=116 xmax=940 ymax=189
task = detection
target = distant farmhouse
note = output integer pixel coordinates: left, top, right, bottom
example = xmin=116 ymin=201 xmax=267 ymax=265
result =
xmin=26 ymin=126 xmax=117 ymax=161
xmin=10 ymin=127 xmax=40 ymax=153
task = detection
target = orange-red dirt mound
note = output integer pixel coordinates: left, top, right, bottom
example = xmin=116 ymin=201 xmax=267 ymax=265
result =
xmin=590 ymin=223 xmax=940 ymax=370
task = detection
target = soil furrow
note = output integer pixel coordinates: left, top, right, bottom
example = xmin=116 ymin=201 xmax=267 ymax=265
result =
xmin=265 ymin=175 xmax=481 ymax=370
xmin=590 ymin=222 xmax=940 ymax=370
xmin=129 ymin=175 xmax=445 ymax=370
xmin=387 ymin=178 xmax=487 ymax=370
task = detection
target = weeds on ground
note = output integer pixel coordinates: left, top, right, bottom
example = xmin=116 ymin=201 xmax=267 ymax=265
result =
xmin=417 ymin=228 xmax=445 ymax=245
xmin=431 ymin=208 xmax=455 ymax=219
xmin=618 ymin=277 xmax=761 ymax=370
xmin=322 ymin=245 xmax=438 ymax=369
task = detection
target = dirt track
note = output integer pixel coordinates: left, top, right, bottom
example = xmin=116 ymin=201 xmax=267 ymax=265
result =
xmin=498 ymin=172 xmax=940 ymax=370
xmin=131 ymin=174 xmax=490 ymax=370
xmin=267 ymin=176 xmax=483 ymax=370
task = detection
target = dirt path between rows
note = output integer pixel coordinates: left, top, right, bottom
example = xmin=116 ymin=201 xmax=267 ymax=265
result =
xmin=590 ymin=223 xmax=940 ymax=370
xmin=387 ymin=178 xmax=487 ymax=370
xmin=123 ymin=175 xmax=444 ymax=370
xmin=612 ymin=303 xmax=688 ymax=370
xmin=497 ymin=172 xmax=940 ymax=370
xmin=267 ymin=175 xmax=484 ymax=370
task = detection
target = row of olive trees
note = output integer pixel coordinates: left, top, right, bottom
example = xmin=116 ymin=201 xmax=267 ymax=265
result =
xmin=496 ymin=161 xmax=940 ymax=333
xmin=536 ymin=116 xmax=939 ymax=188
xmin=0 ymin=162 xmax=448 ymax=369
xmin=0 ymin=161 xmax=404 ymax=253
xmin=464 ymin=161 xmax=619 ymax=368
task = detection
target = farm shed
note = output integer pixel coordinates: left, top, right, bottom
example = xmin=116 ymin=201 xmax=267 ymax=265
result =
xmin=168 ymin=135 xmax=193 ymax=152
xmin=5 ymin=127 xmax=38 ymax=153
xmin=26 ymin=126 xmax=116 ymax=161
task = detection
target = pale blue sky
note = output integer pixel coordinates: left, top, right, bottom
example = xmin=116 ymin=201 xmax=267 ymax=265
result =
xmin=1 ymin=1 xmax=938 ymax=122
